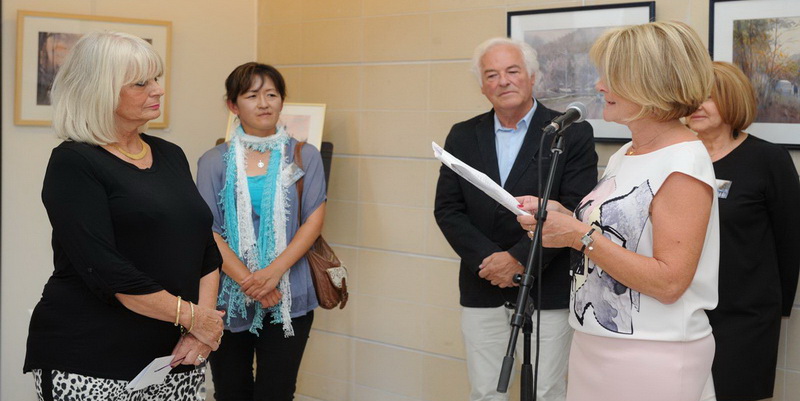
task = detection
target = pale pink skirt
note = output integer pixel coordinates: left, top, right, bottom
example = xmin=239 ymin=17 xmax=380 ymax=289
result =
xmin=566 ymin=331 xmax=715 ymax=401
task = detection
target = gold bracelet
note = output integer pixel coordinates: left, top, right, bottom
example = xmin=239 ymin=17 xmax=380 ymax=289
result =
xmin=174 ymin=296 xmax=182 ymax=327
xmin=188 ymin=302 xmax=195 ymax=333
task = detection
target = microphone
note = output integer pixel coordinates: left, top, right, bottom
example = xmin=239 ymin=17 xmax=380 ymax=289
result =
xmin=542 ymin=102 xmax=587 ymax=135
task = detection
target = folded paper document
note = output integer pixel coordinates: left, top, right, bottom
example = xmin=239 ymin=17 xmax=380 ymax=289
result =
xmin=432 ymin=142 xmax=530 ymax=217
xmin=127 ymin=355 xmax=176 ymax=391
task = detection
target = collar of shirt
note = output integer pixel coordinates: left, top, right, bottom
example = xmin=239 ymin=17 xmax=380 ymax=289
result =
xmin=493 ymin=99 xmax=537 ymax=134
xmin=494 ymin=99 xmax=537 ymax=187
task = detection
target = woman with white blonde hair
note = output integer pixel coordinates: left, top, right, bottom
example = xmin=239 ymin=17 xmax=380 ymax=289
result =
xmin=24 ymin=31 xmax=224 ymax=400
xmin=517 ymin=21 xmax=719 ymax=400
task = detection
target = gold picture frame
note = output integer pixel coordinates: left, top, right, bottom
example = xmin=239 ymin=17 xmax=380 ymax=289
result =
xmin=15 ymin=10 xmax=172 ymax=128
xmin=225 ymin=103 xmax=327 ymax=149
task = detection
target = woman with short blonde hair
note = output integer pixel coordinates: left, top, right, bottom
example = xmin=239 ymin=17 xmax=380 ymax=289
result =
xmin=517 ymin=21 xmax=719 ymax=401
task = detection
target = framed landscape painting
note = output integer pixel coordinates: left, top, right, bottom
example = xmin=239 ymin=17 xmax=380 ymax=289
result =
xmin=711 ymin=0 xmax=800 ymax=146
xmin=508 ymin=2 xmax=655 ymax=141
xmin=15 ymin=11 xmax=171 ymax=128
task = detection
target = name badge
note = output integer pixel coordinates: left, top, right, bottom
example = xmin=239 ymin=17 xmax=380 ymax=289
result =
xmin=282 ymin=162 xmax=305 ymax=186
xmin=716 ymin=179 xmax=732 ymax=199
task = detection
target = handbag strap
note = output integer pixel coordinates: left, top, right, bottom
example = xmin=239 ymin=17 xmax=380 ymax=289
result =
xmin=294 ymin=142 xmax=305 ymax=219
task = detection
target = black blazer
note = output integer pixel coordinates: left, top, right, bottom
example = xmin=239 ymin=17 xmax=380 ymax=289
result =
xmin=434 ymin=103 xmax=598 ymax=309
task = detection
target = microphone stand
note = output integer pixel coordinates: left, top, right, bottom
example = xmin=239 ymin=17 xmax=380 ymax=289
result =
xmin=497 ymin=130 xmax=566 ymax=400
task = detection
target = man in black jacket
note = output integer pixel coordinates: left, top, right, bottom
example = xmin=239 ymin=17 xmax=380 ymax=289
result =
xmin=434 ymin=37 xmax=597 ymax=401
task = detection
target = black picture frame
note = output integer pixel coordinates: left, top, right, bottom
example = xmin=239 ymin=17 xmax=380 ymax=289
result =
xmin=508 ymin=2 xmax=655 ymax=142
xmin=710 ymin=0 xmax=800 ymax=147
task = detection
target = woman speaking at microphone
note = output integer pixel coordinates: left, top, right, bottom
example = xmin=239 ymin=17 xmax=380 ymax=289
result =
xmin=517 ymin=21 xmax=719 ymax=401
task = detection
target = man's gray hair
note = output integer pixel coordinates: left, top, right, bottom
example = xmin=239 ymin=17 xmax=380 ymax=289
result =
xmin=470 ymin=37 xmax=540 ymax=85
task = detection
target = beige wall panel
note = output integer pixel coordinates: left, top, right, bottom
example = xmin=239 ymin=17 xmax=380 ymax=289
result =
xmin=359 ymin=158 xmax=430 ymax=206
xmin=279 ymin=67 xmax=303 ymax=97
xmin=425 ymin=216 xmax=460 ymax=258
xmin=778 ymin=319 xmax=788 ymax=369
xmin=353 ymin=386 xmax=419 ymax=401
xmin=421 ymin=305 xmax=466 ymax=358
xmin=774 ymin=370 xmax=786 ymax=401
xmin=302 ymin=19 xmax=363 ymax=64
xmin=355 ymin=296 xmax=425 ymax=349
xmin=324 ymin=200 xmax=360 ymax=245
xmin=430 ymin=8 xmax=506 ymax=60
xmin=328 ymin=155 xmax=360 ymax=202
xmin=311 ymin=295 xmax=358 ymax=335
xmin=363 ymin=15 xmax=432 ymax=62
xmin=297 ymin=372 xmax=351 ymax=401
xmin=364 ymin=0 xmax=429 ymax=16
xmin=260 ymin=0 xmax=303 ymax=24
xmin=359 ymin=111 xmax=430 ymax=157
xmin=358 ymin=250 xmax=427 ymax=302
xmin=359 ymin=203 xmax=429 ymax=252
xmin=429 ymin=111 xmax=480 ymax=144
xmin=786 ymin=312 xmax=800 ymax=371
xmin=299 ymin=332 xmax=353 ymax=380
xmin=262 ymin=23 xmax=305 ymax=65
xmin=295 ymin=66 xmax=362 ymax=110
xmin=420 ymin=258 xmax=461 ymax=308
xmin=784 ymin=370 xmax=799 ymax=401
xmin=302 ymin=0 xmax=362 ymax=20
xmin=322 ymin=110 xmax=361 ymax=155
xmin=355 ymin=341 xmax=424 ymax=397
xmin=421 ymin=356 xmax=471 ymax=401
xmin=426 ymin=159 xmax=441 ymax=207
xmin=507 ymin=0 xmax=582 ymax=9
xmin=430 ymin=62 xmax=491 ymax=111
xmin=363 ymin=64 xmax=429 ymax=111
xmin=431 ymin=0 xmax=505 ymax=11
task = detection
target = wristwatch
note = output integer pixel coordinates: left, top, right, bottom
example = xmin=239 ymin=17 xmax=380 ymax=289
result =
xmin=579 ymin=228 xmax=596 ymax=253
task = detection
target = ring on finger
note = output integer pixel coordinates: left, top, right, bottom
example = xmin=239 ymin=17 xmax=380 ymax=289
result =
xmin=196 ymin=355 xmax=206 ymax=363
xmin=527 ymin=230 xmax=534 ymax=239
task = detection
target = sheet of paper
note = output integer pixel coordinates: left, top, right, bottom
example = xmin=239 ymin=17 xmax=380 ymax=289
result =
xmin=432 ymin=142 xmax=530 ymax=217
xmin=126 ymin=355 xmax=175 ymax=391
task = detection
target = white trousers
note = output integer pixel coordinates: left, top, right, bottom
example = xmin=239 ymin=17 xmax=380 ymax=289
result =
xmin=461 ymin=307 xmax=572 ymax=401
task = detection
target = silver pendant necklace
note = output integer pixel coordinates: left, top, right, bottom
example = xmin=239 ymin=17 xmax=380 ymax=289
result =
xmin=257 ymin=159 xmax=265 ymax=168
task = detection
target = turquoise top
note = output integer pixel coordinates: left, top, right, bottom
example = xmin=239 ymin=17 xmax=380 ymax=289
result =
xmin=247 ymin=174 xmax=267 ymax=210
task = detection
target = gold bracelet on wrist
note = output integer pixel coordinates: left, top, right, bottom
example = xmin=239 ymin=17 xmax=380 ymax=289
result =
xmin=188 ymin=302 xmax=195 ymax=333
xmin=180 ymin=302 xmax=196 ymax=335
xmin=174 ymin=296 xmax=182 ymax=327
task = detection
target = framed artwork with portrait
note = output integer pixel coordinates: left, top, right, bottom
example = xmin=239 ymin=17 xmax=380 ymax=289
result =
xmin=15 ymin=11 xmax=171 ymax=127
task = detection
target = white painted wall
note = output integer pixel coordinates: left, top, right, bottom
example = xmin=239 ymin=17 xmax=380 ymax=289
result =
xmin=0 ymin=1 xmax=256 ymax=399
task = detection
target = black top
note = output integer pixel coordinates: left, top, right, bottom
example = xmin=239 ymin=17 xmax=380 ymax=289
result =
xmin=706 ymin=135 xmax=800 ymax=401
xmin=434 ymin=104 xmax=598 ymax=309
xmin=24 ymin=134 xmax=222 ymax=380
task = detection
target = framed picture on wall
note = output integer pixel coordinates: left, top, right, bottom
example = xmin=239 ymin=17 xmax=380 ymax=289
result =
xmin=710 ymin=0 xmax=800 ymax=147
xmin=508 ymin=2 xmax=655 ymax=142
xmin=225 ymin=103 xmax=327 ymax=149
xmin=15 ymin=11 xmax=172 ymax=128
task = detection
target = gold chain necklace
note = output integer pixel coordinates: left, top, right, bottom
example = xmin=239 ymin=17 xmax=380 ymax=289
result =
xmin=113 ymin=137 xmax=148 ymax=160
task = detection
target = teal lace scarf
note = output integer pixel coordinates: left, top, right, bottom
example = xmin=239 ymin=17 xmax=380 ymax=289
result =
xmin=218 ymin=124 xmax=294 ymax=336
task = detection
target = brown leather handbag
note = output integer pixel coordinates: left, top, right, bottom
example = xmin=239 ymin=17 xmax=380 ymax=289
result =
xmin=294 ymin=143 xmax=349 ymax=309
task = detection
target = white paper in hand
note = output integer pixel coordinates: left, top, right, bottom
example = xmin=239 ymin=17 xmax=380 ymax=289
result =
xmin=432 ymin=142 xmax=530 ymax=216
xmin=126 ymin=355 xmax=175 ymax=391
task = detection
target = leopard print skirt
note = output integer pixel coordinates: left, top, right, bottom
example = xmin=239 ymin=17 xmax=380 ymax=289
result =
xmin=32 ymin=368 xmax=206 ymax=401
